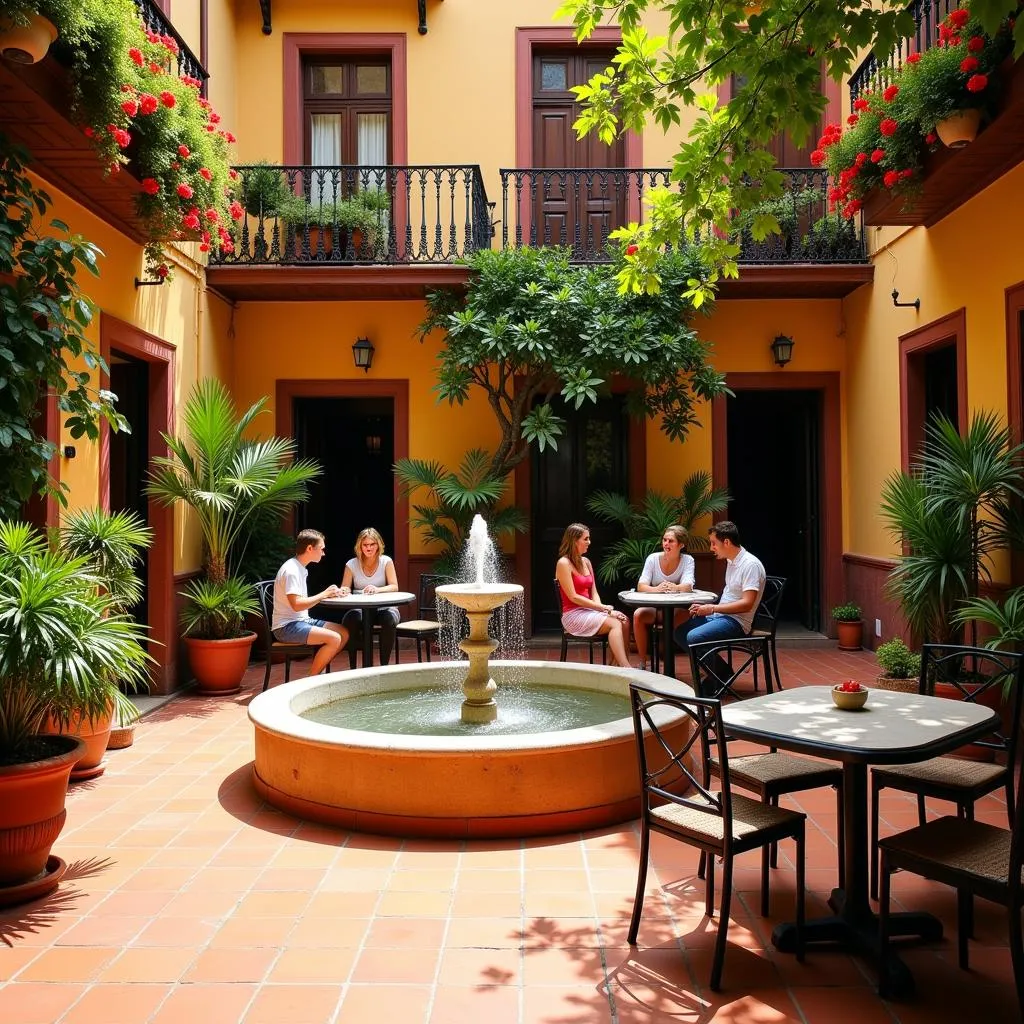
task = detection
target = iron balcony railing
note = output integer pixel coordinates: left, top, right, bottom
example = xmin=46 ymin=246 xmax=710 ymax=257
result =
xmin=134 ymin=0 xmax=209 ymax=93
xmin=849 ymin=0 xmax=955 ymax=99
xmin=500 ymin=166 xmax=867 ymax=264
xmin=215 ymin=165 xmax=492 ymax=266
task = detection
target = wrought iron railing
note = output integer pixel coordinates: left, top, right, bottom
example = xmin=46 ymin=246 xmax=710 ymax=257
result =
xmin=214 ymin=165 xmax=492 ymax=266
xmin=134 ymin=0 xmax=209 ymax=93
xmin=849 ymin=0 xmax=955 ymax=99
xmin=500 ymin=167 xmax=867 ymax=264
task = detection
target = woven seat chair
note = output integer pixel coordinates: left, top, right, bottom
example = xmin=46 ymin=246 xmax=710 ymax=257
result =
xmin=749 ymin=575 xmax=786 ymax=692
xmin=870 ymin=644 xmax=1024 ymax=901
xmin=553 ymin=579 xmax=608 ymax=664
xmin=689 ymin=637 xmax=844 ymax=880
xmin=256 ymin=580 xmax=330 ymax=692
xmin=877 ymin=761 xmax=1024 ymax=1014
xmin=395 ymin=573 xmax=451 ymax=663
xmin=628 ymin=679 xmax=806 ymax=991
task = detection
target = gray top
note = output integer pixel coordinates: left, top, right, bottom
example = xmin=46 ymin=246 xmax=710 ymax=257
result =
xmin=721 ymin=686 xmax=1000 ymax=766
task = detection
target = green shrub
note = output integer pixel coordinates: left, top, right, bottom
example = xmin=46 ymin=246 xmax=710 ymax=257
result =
xmin=875 ymin=638 xmax=921 ymax=679
xmin=831 ymin=602 xmax=862 ymax=622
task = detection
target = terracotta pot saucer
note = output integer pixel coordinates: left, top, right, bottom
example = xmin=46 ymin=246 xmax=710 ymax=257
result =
xmin=0 ymin=856 xmax=66 ymax=909
xmin=195 ymin=686 xmax=243 ymax=697
xmin=69 ymin=762 xmax=105 ymax=782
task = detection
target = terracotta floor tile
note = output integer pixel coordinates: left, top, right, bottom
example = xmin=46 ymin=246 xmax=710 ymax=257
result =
xmin=182 ymin=946 xmax=277 ymax=983
xmin=17 ymin=945 xmax=120 ymax=983
xmin=265 ymin=947 xmax=357 ymax=983
xmin=437 ymin=946 xmax=522 ymax=986
xmin=61 ymin=983 xmax=170 ymax=1024
xmin=450 ymin=891 xmax=522 ymax=917
xmin=98 ymin=946 xmax=196 ymax=983
xmin=335 ymin=984 xmax=432 ymax=1024
xmin=148 ymin=982 xmax=258 ymax=1024
xmin=132 ymin=916 xmax=219 ymax=948
xmin=240 ymin=984 xmax=342 ymax=1023
xmin=351 ymin=945 xmax=441 ymax=983
xmin=209 ymin=915 xmax=295 ymax=947
xmin=365 ymin=916 xmax=448 ymax=948
xmin=376 ymin=890 xmax=452 ymax=917
xmin=523 ymin=984 xmax=615 ymax=1023
xmin=429 ymin=985 xmax=520 ymax=1024
xmin=445 ymin=916 xmax=526 ymax=949
xmin=792 ymin=986 xmax=895 ymax=1023
xmin=522 ymin=946 xmax=609 ymax=986
xmin=286 ymin=916 xmax=370 ymax=948
xmin=456 ymin=869 xmax=522 ymax=892
xmin=0 ymin=945 xmax=41 ymax=980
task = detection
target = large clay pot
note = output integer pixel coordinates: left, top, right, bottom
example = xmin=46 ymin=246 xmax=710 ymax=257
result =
xmin=184 ymin=632 xmax=257 ymax=695
xmin=935 ymin=108 xmax=981 ymax=149
xmin=44 ymin=705 xmax=114 ymax=781
xmin=836 ymin=620 xmax=863 ymax=651
xmin=0 ymin=735 xmax=83 ymax=897
xmin=0 ymin=13 xmax=57 ymax=65
xmin=935 ymin=680 xmax=1005 ymax=761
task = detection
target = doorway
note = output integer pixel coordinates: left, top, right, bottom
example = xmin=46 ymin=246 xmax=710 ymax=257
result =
xmin=292 ymin=396 xmax=395 ymax=593
xmin=530 ymin=394 xmax=630 ymax=633
xmin=725 ymin=389 xmax=824 ymax=630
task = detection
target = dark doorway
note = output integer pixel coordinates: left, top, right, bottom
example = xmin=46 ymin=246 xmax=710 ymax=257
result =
xmin=109 ymin=354 xmax=150 ymax=629
xmin=531 ymin=394 xmax=630 ymax=632
xmin=725 ymin=389 xmax=823 ymax=630
xmin=293 ymin=396 xmax=395 ymax=593
xmin=922 ymin=343 xmax=959 ymax=432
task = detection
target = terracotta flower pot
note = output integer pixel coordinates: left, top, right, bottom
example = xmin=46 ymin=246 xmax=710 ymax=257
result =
xmin=934 ymin=680 xmax=1006 ymax=761
xmin=935 ymin=108 xmax=981 ymax=150
xmin=43 ymin=705 xmax=115 ymax=781
xmin=0 ymin=735 xmax=83 ymax=895
xmin=184 ymin=632 xmax=257 ymax=695
xmin=836 ymin=619 xmax=863 ymax=651
xmin=0 ymin=13 xmax=57 ymax=65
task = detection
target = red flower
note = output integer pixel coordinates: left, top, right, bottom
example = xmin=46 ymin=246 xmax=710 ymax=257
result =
xmin=949 ymin=8 xmax=970 ymax=28
xmin=853 ymin=97 xmax=869 ymax=112
xmin=841 ymin=199 xmax=862 ymax=218
xmin=228 ymin=169 xmax=239 ymax=180
xmin=111 ymin=128 xmax=131 ymax=148
xmin=121 ymin=99 xmax=138 ymax=116
xmin=810 ymin=149 xmax=826 ymax=166
xmin=176 ymin=183 xmax=194 ymax=199
xmin=141 ymin=177 xmax=160 ymax=195
xmin=967 ymin=73 xmax=989 ymax=92
xmin=968 ymin=35 xmax=985 ymax=52
xmin=156 ymin=264 xmax=169 ymax=279
xmin=146 ymin=30 xmax=159 ymax=43
xmin=229 ymin=201 xmax=244 ymax=220
xmin=83 ymin=126 xmax=94 ymax=138
xmin=883 ymin=170 xmax=900 ymax=188
xmin=883 ymin=85 xmax=899 ymax=102
xmin=202 ymin=231 xmax=211 ymax=243
xmin=906 ymin=52 xmax=921 ymax=64
xmin=870 ymin=148 xmax=885 ymax=163
xmin=208 ymin=111 xmax=221 ymax=124
xmin=847 ymin=113 xmax=859 ymax=126
xmin=854 ymin=152 xmax=867 ymax=167
xmin=160 ymin=91 xmax=176 ymax=108
xmin=199 ymin=167 xmax=212 ymax=181
xmin=138 ymin=94 xmax=159 ymax=115
xmin=625 ymin=244 xmax=638 ymax=256
xmin=205 ymin=207 xmax=219 ymax=222
xmin=199 ymin=243 xmax=210 ymax=252
xmin=879 ymin=118 xmax=898 ymax=137
xmin=960 ymin=56 xmax=979 ymax=73
xmin=161 ymin=34 xmax=179 ymax=55
xmin=178 ymin=145 xmax=190 ymax=158
xmin=149 ymin=62 xmax=161 ymax=74
xmin=223 ymin=131 xmax=237 ymax=143
xmin=204 ymin=124 xmax=215 ymax=132
xmin=128 ymin=47 xmax=144 ymax=66
xmin=925 ymin=131 xmax=938 ymax=144
xmin=900 ymin=169 xmax=914 ymax=180
xmin=182 ymin=212 xmax=201 ymax=231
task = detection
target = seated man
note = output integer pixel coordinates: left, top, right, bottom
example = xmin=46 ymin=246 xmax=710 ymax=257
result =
xmin=272 ymin=529 xmax=349 ymax=677
xmin=674 ymin=520 xmax=766 ymax=661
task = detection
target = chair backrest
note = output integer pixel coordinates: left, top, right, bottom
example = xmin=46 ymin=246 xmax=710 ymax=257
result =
xmin=919 ymin=643 xmax=1024 ymax=762
xmin=255 ymin=579 xmax=275 ymax=646
xmin=553 ymin=579 xmax=567 ymax=630
xmin=688 ymin=636 xmax=771 ymax=701
xmin=629 ymin=680 xmax=733 ymax=843
xmin=418 ymin=573 xmax=452 ymax=619
xmin=752 ymin=576 xmax=786 ymax=636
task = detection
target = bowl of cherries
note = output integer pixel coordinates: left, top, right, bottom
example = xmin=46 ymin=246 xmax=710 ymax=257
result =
xmin=832 ymin=679 xmax=868 ymax=710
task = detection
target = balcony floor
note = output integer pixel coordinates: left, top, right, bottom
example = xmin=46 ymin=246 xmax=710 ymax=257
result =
xmin=0 ymin=646 xmax=1017 ymax=1023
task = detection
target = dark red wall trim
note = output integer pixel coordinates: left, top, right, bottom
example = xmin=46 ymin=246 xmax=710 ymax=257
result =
xmin=1006 ymin=282 xmax=1024 ymax=586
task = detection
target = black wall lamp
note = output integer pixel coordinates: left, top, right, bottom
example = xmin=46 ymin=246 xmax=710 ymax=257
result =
xmin=352 ymin=336 xmax=375 ymax=372
xmin=770 ymin=334 xmax=795 ymax=368
xmin=891 ymin=288 xmax=920 ymax=311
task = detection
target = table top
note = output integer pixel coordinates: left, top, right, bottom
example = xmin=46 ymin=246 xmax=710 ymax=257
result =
xmin=720 ymin=685 xmax=1000 ymax=766
xmin=617 ymin=588 xmax=717 ymax=606
xmin=320 ymin=591 xmax=415 ymax=608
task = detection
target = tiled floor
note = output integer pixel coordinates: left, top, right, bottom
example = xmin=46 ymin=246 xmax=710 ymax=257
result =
xmin=0 ymin=646 xmax=1019 ymax=1023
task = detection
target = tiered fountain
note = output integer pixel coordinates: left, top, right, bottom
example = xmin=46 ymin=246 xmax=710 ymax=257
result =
xmin=248 ymin=516 xmax=689 ymax=837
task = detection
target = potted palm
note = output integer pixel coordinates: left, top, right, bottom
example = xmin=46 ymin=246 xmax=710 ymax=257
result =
xmin=874 ymin=638 xmax=921 ymax=692
xmin=146 ymin=379 xmax=322 ymax=694
xmin=0 ymin=521 xmax=149 ymax=905
xmin=832 ymin=602 xmax=863 ymax=650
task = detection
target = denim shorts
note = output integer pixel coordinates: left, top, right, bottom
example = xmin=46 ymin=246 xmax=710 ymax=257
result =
xmin=273 ymin=618 xmax=327 ymax=643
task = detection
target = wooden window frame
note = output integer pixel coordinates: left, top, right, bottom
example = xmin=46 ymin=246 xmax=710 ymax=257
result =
xmin=302 ymin=58 xmax=392 ymax=165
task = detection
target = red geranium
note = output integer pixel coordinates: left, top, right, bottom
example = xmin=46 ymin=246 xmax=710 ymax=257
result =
xmin=949 ymin=8 xmax=970 ymax=28
xmin=625 ymin=244 xmax=638 ymax=256
xmin=138 ymin=94 xmax=159 ymax=115
xmin=155 ymin=264 xmax=169 ymax=279
xmin=141 ymin=177 xmax=160 ymax=195
xmin=853 ymin=97 xmax=869 ymax=112
xmin=960 ymin=56 xmax=979 ymax=73
xmin=128 ymin=48 xmax=144 ymax=66
xmin=879 ymin=118 xmax=898 ymax=137
xmin=883 ymin=170 xmax=900 ymax=188
xmin=178 ymin=145 xmax=190 ymax=158
xmin=870 ymin=148 xmax=885 ymax=163
xmin=121 ymin=99 xmax=138 ymax=117
xmin=847 ymin=113 xmax=859 ymax=126
xmin=968 ymin=35 xmax=985 ymax=52
xmin=906 ymin=52 xmax=921 ymax=64
xmin=229 ymin=201 xmax=244 ymax=220
xmin=967 ymin=73 xmax=989 ymax=92
xmin=810 ymin=149 xmax=826 ymax=166
xmin=199 ymin=167 xmax=212 ymax=181
xmin=160 ymin=91 xmax=176 ymax=108
xmin=176 ymin=183 xmax=194 ymax=199
xmin=883 ymin=85 xmax=899 ymax=102
xmin=926 ymin=132 xmax=938 ymax=144
xmin=182 ymin=212 xmax=201 ymax=231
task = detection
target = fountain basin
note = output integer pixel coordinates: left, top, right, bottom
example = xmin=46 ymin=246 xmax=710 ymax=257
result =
xmin=249 ymin=661 xmax=692 ymax=838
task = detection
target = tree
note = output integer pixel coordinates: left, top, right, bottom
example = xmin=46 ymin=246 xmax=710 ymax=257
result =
xmin=0 ymin=136 xmax=126 ymax=516
xmin=556 ymin=1 xmax=1024 ymax=299
xmin=418 ymin=246 xmax=728 ymax=481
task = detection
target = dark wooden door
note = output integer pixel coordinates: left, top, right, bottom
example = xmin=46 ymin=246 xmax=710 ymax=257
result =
xmin=729 ymin=70 xmax=824 ymax=168
xmin=530 ymin=395 xmax=630 ymax=632
xmin=532 ymin=51 xmax=626 ymax=251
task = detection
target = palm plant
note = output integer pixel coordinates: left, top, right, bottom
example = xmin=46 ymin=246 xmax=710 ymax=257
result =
xmin=146 ymin=379 xmax=321 ymax=638
xmin=394 ymin=448 xmax=528 ymax=577
xmin=0 ymin=521 xmax=149 ymax=760
xmin=586 ymin=471 xmax=731 ymax=585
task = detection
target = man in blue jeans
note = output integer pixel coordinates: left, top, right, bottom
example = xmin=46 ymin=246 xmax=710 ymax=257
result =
xmin=674 ymin=521 xmax=766 ymax=670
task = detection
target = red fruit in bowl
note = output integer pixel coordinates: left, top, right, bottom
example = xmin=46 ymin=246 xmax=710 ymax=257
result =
xmin=836 ymin=680 xmax=863 ymax=692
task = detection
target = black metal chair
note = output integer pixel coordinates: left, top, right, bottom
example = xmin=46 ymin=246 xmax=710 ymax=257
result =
xmin=749 ymin=575 xmax=786 ymax=692
xmin=256 ymin=579 xmax=331 ymax=692
xmin=395 ymin=573 xmax=452 ymax=662
xmin=870 ymin=643 xmax=1024 ymax=901
xmin=628 ymin=679 xmax=806 ymax=991
xmin=689 ymin=637 xmax=845 ymax=880
xmin=553 ymin=579 xmax=608 ymax=664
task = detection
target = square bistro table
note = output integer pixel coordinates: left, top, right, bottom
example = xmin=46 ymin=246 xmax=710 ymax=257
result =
xmin=721 ymin=685 xmax=999 ymax=996
xmin=617 ymin=589 xmax=718 ymax=679
xmin=319 ymin=591 xmax=416 ymax=667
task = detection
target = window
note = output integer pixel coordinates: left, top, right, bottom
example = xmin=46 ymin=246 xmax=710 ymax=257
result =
xmin=303 ymin=58 xmax=391 ymax=167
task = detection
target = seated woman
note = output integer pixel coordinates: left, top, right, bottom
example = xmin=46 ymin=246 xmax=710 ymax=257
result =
xmin=339 ymin=527 xmax=401 ymax=664
xmin=555 ymin=522 xmax=632 ymax=669
xmin=633 ymin=524 xmax=695 ymax=670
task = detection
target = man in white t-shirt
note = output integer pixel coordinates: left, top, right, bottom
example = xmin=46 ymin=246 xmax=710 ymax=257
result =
xmin=674 ymin=520 xmax=767 ymax=654
xmin=272 ymin=529 xmax=349 ymax=677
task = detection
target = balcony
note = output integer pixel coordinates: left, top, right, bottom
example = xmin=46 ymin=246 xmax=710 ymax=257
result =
xmin=0 ymin=1 xmax=207 ymax=242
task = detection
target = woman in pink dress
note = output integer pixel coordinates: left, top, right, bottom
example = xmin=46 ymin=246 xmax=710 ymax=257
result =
xmin=555 ymin=522 xmax=632 ymax=668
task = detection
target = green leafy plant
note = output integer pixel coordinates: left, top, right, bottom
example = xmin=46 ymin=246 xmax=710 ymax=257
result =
xmin=240 ymin=161 xmax=292 ymax=218
xmin=0 ymin=136 xmax=128 ymax=517
xmin=0 ymin=520 xmax=149 ymax=762
xmin=228 ymin=506 xmax=295 ymax=586
xmin=954 ymin=588 xmax=1024 ymax=651
xmin=585 ymin=471 xmax=731 ymax=585
xmin=394 ymin=448 xmax=528 ymax=577
xmin=146 ymin=379 xmax=321 ymax=639
xmin=831 ymin=602 xmax=862 ymax=622
xmin=875 ymin=638 xmax=921 ymax=679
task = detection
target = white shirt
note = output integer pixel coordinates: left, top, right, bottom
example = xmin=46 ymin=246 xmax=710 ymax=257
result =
xmin=272 ymin=557 xmax=308 ymax=630
xmin=638 ymin=552 xmax=695 ymax=589
xmin=715 ymin=547 xmax=766 ymax=634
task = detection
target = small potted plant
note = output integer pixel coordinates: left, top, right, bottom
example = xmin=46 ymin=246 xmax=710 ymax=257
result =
xmin=832 ymin=602 xmax=864 ymax=650
xmin=874 ymin=637 xmax=921 ymax=692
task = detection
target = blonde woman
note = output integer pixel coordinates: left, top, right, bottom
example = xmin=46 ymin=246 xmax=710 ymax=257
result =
xmin=339 ymin=527 xmax=401 ymax=663
xmin=555 ymin=522 xmax=632 ymax=669
xmin=633 ymin=524 xmax=695 ymax=670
